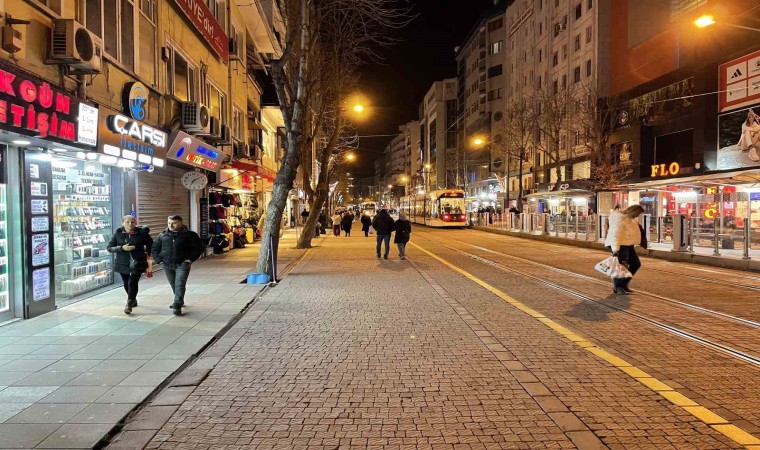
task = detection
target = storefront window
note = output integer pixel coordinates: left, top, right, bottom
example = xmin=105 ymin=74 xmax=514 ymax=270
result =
xmin=52 ymin=158 xmax=113 ymax=298
xmin=0 ymin=164 xmax=7 ymax=314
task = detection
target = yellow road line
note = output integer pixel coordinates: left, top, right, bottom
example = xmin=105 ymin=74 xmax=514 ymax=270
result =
xmin=411 ymin=241 xmax=760 ymax=449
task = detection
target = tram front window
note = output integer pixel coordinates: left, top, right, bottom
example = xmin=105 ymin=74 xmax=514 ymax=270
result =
xmin=439 ymin=198 xmax=466 ymax=221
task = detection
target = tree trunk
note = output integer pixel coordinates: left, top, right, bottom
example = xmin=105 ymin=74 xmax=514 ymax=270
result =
xmin=255 ymin=164 xmax=298 ymax=275
xmin=297 ymin=185 xmax=328 ymax=248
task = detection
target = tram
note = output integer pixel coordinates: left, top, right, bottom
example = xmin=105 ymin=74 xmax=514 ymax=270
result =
xmin=399 ymin=189 xmax=467 ymax=227
xmin=359 ymin=201 xmax=377 ymax=217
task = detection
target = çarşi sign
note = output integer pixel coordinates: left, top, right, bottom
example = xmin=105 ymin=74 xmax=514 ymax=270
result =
xmin=97 ymin=105 xmax=168 ymax=167
xmin=0 ymin=66 xmax=96 ymax=148
xmin=166 ymin=130 xmax=225 ymax=172
xmin=171 ymin=0 xmax=229 ymax=62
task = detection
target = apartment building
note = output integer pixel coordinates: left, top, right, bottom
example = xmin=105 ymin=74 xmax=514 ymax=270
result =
xmin=0 ymin=0 xmax=282 ymax=320
xmin=398 ymin=120 xmax=421 ymax=192
xmin=385 ymin=133 xmax=407 ymax=190
xmin=455 ymin=1 xmax=509 ymax=207
xmin=505 ymin=0 xmax=611 ymax=204
xmin=418 ymin=79 xmax=458 ymax=191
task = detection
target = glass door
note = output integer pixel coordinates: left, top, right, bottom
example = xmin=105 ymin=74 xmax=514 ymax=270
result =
xmin=0 ymin=148 xmax=10 ymax=323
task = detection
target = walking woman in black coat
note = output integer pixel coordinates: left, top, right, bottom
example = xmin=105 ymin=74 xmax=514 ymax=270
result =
xmin=108 ymin=215 xmax=153 ymax=314
xmin=341 ymin=212 xmax=354 ymax=237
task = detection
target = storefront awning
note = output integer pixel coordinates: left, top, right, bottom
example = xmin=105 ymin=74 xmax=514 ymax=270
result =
xmin=625 ymin=169 xmax=760 ymax=189
xmin=526 ymin=189 xmax=595 ymax=200
xmin=228 ymin=159 xmax=277 ymax=182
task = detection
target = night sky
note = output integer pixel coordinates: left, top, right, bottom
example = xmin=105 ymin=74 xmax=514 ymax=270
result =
xmin=354 ymin=0 xmax=498 ymax=178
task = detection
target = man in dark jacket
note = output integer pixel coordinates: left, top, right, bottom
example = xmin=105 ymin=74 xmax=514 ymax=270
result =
xmin=360 ymin=213 xmax=372 ymax=237
xmin=371 ymin=209 xmax=395 ymax=259
xmin=151 ymin=215 xmax=204 ymax=315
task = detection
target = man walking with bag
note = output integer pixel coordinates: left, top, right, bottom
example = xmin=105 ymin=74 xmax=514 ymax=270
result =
xmin=152 ymin=215 xmax=204 ymax=315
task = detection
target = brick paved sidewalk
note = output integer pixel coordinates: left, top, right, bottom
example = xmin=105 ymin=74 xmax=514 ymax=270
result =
xmin=0 ymin=230 xmax=305 ymax=449
xmin=120 ymin=233 xmax=742 ymax=450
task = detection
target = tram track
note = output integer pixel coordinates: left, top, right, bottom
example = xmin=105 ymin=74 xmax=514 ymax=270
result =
xmin=415 ymin=230 xmax=760 ymax=369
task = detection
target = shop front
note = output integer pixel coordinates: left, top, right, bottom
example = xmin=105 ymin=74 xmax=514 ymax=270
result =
xmin=164 ymin=130 xmax=225 ymax=247
xmin=0 ymin=63 xmax=111 ymax=320
xmin=208 ymin=168 xmax=261 ymax=252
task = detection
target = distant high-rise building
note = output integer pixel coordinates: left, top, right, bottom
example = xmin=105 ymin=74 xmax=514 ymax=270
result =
xmin=419 ymin=80 xmax=458 ymax=191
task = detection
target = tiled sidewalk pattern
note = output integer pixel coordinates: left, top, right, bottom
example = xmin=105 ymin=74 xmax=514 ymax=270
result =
xmin=0 ymin=231 xmax=304 ymax=449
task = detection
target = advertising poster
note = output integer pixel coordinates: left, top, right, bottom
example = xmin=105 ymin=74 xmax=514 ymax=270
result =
xmin=24 ymin=151 xmax=55 ymax=316
xmin=31 ymin=234 xmax=49 ymax=266
xmin=717 ymin=105 xmax=760 ymax=170
xmin=31 ymin=217 xmax=49 ymax=232
xmin=31 ymin=200 xmax=49 ymax=214
xmin=32 ymin=268 xmax=51 ymax=301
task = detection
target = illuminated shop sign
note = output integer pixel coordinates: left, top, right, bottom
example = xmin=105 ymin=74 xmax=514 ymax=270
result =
xmin=123 ymin=82 xmax=148 ymax=120
xmin=166 ymin=130 xmax=225 ymax=172
xmin=97 ymin=105 xmax=167 ymax=167
xmin=0 ymin=66 xmax=95 ymax=147
xmin=172 ymin=0 xmax=228 ymax=62
xmin=650 ymin=162 xmax=680 ymax=177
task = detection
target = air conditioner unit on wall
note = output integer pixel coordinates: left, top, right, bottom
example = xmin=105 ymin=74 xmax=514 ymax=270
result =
xmin=220 ymin=125 xmax=231 ymax=144
xmin=181 ymin=102 xmax=211 ymax=134
xmin=208 ymin=117 xmax=221 ymax=139
xmin=233 ymin=142 xmax=250 ymax=158
xmin=49 ymin=19 xmax=103 ymax=73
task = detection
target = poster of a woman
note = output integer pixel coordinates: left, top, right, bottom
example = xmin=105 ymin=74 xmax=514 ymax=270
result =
xmin=717 ymin=107 xmax=760 ymax=169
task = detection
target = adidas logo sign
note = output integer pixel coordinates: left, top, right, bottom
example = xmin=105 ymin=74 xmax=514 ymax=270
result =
xmin=731 ymin=68 xmax=743 ymax=79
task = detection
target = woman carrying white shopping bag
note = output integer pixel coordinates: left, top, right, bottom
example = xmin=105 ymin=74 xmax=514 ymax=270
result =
xmin=604 ymin=204 xmax=645 ymax=294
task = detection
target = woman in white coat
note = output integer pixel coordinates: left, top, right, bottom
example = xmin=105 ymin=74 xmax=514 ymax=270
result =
xmin=604 ymin=205 xmax=645 ymax=294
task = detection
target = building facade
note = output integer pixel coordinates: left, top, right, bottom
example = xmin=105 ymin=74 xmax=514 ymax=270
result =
xmin=418 ymin=79 xmax=458 ymax=191
xmin=455 ymin=2 xmax=508 ymax=208
xmin=0 ymin=0 xmax=282 ymax=323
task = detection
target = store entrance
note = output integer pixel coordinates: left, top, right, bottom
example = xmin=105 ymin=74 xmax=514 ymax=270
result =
xmin=0 ymin=145 xmax=12 ymax=323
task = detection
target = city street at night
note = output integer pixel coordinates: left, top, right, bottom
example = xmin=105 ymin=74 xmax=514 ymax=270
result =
xmin=107 ymin=228 xmax=760 ymax=450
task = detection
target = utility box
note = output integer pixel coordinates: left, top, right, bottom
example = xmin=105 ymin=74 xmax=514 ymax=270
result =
xmin=671 ymin=213 xmax=688 ymax=251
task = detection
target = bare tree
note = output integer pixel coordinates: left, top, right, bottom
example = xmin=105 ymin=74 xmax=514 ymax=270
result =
xmin=256 ymin=0 xmax=411 ymax=272
xmin=534 ymin=85 xmax=575 ymax=191
xmin=493 ymin=98 xmax=537 ymax=212
xmin=575 ymin=80 xmax=636 ymax=191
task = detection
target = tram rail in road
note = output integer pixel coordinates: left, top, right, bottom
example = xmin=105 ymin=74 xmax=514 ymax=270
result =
xmin=414 ymin=231 xmax=760 ymax=364
xmin=409 ymin=235 xmax=760 ymax=448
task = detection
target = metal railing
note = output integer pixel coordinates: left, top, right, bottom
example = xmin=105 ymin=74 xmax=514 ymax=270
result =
xmin=471 ymin=211 xmax=755 ymax=260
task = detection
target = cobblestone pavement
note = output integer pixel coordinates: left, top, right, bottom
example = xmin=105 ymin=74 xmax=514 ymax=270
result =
xmin=0 ymin=230 xmax=304 ymax=449
xmin=130 ymin=229 xmax=760 ymax=449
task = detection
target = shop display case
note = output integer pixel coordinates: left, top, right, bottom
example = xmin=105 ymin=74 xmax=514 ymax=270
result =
xmin=51 ymin=159 xmax=113 ymax=298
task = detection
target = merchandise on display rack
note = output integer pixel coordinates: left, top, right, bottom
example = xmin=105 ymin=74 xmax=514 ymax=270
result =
xmin=52 ymin=158 xmax=113 ymax=297
xmin=207 ymin=189 xmax=259 ymax=252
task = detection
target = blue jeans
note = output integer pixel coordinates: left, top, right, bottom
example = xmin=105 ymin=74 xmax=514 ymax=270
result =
xmin=376 ymin=235 xmax=390 ymax=256
xmin=163 ymin=262 xmax=191 ymax=307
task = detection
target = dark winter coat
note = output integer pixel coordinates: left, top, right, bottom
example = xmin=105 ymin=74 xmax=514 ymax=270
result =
xmin=151 ymin=226 xmax=204 ymax=267
xmin=341 ymin=214 xmax=354 ymax=231
xmin=393 ymin=219 xmax=411 ymax=244
xmin=372 ymin=214 xmax=395 ymax=236
xmin=360 ymin=214 xmax=372 ymax=231
xmin=107 ymin=226 xmax=153 ymax=274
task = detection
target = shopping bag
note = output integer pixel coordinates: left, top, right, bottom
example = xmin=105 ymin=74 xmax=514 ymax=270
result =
xmin=369 ymin=225 xmax=375 ymax=234
xmin=594 ymin=256 xmax=615 ymax=277
xmin=609 ymin=257 xmax=633 ymax=279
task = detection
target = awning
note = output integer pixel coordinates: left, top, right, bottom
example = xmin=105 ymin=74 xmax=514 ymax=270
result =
xmin=228 ymin=159 xmax=277 ymax=182
xmin=526 ymin=189 xmax=595 ymax=200
xmin=624 ymin=169 xmax=760 ymax=189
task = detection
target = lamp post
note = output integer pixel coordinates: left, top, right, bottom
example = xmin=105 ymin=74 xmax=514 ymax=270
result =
xmin=694 ymin=14 xmax=760 ymax=33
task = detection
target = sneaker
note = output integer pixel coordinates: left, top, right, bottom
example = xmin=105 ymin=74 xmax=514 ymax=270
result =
xmin=376 ymin=254 xmax=381 ymax=259
xmin=383 ymin=255 xmax=388 ymax=260
xmin=124 ymin=303 xmax=132 ymax=315
xmin=168 ymin=302 xmax=185 ymax=309
xmin=400 ymin=256 xmax=406 ymax=260
xmin=172 ymin=307 xmax=182 ymax=316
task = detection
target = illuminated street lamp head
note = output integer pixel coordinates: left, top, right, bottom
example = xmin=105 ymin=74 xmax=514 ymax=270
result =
xmin=353 ymin=104 xmax=364 ymax=113
xmin=401 ymin=176 xmax=408 ymax=182
xmin=424 ymin=163 xmax=431 ymax=170
xmin=473 ymin=138 xmax=485 ymax=146
xmin=695 ymin=15 xmax=716 ymax=28
xmin=387 ymin=184 xmax=393 ymax=189
xmin=345 ymin=153 xmax=356 ymax=161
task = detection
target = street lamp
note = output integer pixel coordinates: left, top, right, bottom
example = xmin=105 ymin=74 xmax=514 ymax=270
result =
xmin=353 ymin=104 xmax=364 ymax=113
xmin=694 ymin=14 xmax=760 ymax=33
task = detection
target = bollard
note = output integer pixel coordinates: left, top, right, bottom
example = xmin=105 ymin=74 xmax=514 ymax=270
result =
xmin=713 ymin=222 xmax=720 ymax=256
xmin=688 ymin=218 xmax=695 ymax=253
xmin=743 ymin=221 xmax=751 ymax=260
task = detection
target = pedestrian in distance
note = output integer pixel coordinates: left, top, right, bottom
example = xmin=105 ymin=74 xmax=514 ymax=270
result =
xmin=331 ymin=212 xmax=342 ymax=236
xmin=107 ymin=215 xmax=153 ymax=315
xmin=372 ymin=209 xmax=395 ymax=260
xmin=341 ymin=211 xmax=354 ymax=237
xmin=152 ymin=215 xmax=204 ymax=315
xmin=300 ymin=208 xmax=309 ymax=225
xmin=394 ymin=212 xmax=411 ymax=260
xmin=360 ymin=212 xmax=372 ymax=237
xmin=318 ymin=212 xmax=327 ymax=235
xmin=605 ymin=205 xmax=645 ymax=295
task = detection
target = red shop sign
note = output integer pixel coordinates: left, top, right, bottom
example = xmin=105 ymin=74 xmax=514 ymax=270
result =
xmin=172 ymin=0 xmax=229 ymax=62
xmin=0 ymin=67 xmax=80 ymax=143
